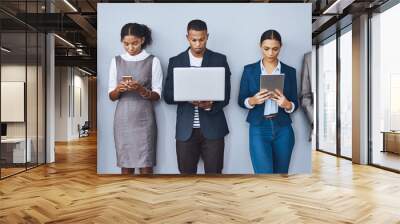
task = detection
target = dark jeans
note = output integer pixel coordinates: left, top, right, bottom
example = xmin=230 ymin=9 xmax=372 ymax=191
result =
xmin=176 ymin=129 xmax=224 ymax=174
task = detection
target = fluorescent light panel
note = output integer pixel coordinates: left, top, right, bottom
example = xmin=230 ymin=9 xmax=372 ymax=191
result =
xmin=78 ymin=67 xmax=92 ymax=76
xmin=323 ymin=0 xmax=341 ymax=14
xmin=323 ymin=0 xmax=355 ymax=15
xmin=1 ymin=47 xmax=11 ymax=53
xmin=63 ymin=0 xmax=78 ymax=12
xmin=54 ymin=34 xmax=75 ymax=48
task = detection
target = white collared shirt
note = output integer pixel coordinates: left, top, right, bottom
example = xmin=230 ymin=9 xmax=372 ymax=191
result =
xmin=244 ymin=60 xmax=295 ymax=114
xmin=108 ymin=50 xmax=163 ymax=97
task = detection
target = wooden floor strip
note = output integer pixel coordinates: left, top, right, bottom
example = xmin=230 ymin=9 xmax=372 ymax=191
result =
xmin=0 ymin=135 xmax=400 ymax=223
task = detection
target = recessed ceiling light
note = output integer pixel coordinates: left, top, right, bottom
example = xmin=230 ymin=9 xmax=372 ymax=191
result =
xmin=323 ymin=0 xmax=354 ymax=15
xmin=1 ymin=47 xmax=11 ymax=53
xmin=54 ymin=34 xmax=75 ymax=48
xmin=63 ymin=0 xmax=78 ymax=12
xmin=78 ymin=67 xmax=92 ymax=76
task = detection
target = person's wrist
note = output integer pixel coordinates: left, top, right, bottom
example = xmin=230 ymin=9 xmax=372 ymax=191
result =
xmin=284 ymin=100 xmax=292 ymax=110
xmin=249 ymin=97 xmax=255 ymax=106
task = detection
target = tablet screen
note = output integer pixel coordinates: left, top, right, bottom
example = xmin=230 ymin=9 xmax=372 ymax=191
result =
xmin=260 ymin=74 xmax=284 ymax=93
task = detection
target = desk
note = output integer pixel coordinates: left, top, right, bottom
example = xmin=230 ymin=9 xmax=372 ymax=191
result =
xmin=381 ymin=131 xmax=400 ymax=154
xmin=1 ymin=138 xmax=31 ymax=163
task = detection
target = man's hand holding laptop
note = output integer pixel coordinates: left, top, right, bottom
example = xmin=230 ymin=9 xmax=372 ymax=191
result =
xmin=191 ymin=101 xmax=213 ymax=110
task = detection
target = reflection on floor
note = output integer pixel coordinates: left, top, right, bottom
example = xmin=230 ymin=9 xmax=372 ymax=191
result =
xmin=373 ymin=150 xmax=400 ymax=171
xmin=0 ymin=162 xmax=42 ymax=178
xmin=0 ymin=167 xmax=25 ymax=177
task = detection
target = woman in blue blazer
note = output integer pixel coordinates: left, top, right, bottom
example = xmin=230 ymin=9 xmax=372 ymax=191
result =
xmin=238 ymin=30 xmax=298 ymax=174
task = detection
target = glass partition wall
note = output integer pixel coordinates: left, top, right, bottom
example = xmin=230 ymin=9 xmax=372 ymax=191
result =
xmin=316 ymin=26 xmax=353 ymax=159
xmin=370 ymin=3 xmax=400 ymax=171
xmin=0 ymin=1 xmax=46 ymax=179
xmin=339 ymin=27 xmax=353 ymax=159
xmin=316 ymin=0 xmax=400 ymax=171
xmin=317 ymin=35 xmax=337 ymax=155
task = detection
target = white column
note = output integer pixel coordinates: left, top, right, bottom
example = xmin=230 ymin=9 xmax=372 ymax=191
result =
xmin=46 ymin=33 xmax=55 ymax=163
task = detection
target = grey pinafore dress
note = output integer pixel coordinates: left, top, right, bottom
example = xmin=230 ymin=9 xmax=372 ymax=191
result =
xmin=114 ymin=55 xmax=157 ymax=168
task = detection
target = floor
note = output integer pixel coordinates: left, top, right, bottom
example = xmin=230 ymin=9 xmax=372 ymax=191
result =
xmin=0 ymin=135 xmax=400 ymax=223
xmin=1 ymin=163 xmax=43 ymax=178
xmin=0 ymin=167 xmax=25 ymax=177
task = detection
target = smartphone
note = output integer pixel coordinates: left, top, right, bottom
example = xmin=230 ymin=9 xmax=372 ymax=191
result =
xmin=122 ymin=75 xmax=132 ymax=82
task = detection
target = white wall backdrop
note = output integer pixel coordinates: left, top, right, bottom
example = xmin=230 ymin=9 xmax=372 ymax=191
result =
xmin=55 ymin=67 xmax=89 ymax=141
xmin=97 ymin=3 xmax=312 ymax=174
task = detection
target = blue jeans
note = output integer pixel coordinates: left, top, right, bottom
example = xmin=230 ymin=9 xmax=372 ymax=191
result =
xmin=249 ymin=120 xmax=295 ymax=174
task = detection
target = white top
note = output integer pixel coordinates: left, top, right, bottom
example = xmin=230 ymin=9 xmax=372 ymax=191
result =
xmin=188 ymin=50 xmax=204 ymax=128
xmin=189 ymin=50 xmax=203 ymax=67
xmin=108 ymin=50 xmax=163 ymax=97
xmin=244 ymin=60 xmax=295 ymax=114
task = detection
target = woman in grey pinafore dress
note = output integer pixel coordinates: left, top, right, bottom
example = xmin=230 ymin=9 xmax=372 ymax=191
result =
xmin=108 ymin=23 xmax=163 ymax=175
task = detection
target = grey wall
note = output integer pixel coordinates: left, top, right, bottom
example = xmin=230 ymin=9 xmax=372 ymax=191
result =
xmin=97 ymin=3 xmax=312 ymax=174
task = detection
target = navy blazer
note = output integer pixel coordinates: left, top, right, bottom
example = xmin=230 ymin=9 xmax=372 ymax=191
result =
xmin=163 ymin=48 xmax=231 ymax=141
xmin=238 ymin=60 xmax=298 ymax=127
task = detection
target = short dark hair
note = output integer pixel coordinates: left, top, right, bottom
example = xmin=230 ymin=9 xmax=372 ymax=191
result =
xmin=187 ymin=19 xmax=207 ymax=32
xmin=120 ymin=23 xmax=152 ymax=48
xmin=260 ymin=29 xmax=282 ymax=46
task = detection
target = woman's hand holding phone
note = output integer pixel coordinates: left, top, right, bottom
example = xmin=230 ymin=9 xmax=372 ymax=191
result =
xmin=117 ymin=75 xmax=158 ymax=100
xmin=116 ymin=82 xmax=128 ymax=93
xmin=125 ymin=79 xmax=140 ymax=92
xmin=119 ymin=75 xmax=139 ymax=92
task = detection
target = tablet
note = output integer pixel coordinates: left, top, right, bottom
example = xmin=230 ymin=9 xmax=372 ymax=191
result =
xmin=173 ymin=67 xmax=225 ymax=101
xmin=260 ymin=74 xmax=284 ymax=93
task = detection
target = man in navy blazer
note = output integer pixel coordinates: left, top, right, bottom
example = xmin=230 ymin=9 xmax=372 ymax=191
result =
xmin=163 ymin=19 xmax=231 ymax=174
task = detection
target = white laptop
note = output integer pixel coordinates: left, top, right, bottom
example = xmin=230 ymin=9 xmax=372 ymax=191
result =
xmin=173 ymin=67 xmax=225 ymax=101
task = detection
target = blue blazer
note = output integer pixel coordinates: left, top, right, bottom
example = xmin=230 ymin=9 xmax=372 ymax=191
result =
xmin=238 ymin=60 xmax=298 ymax=126
xmin=163 ymin=48 xmax=231 ymax=141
